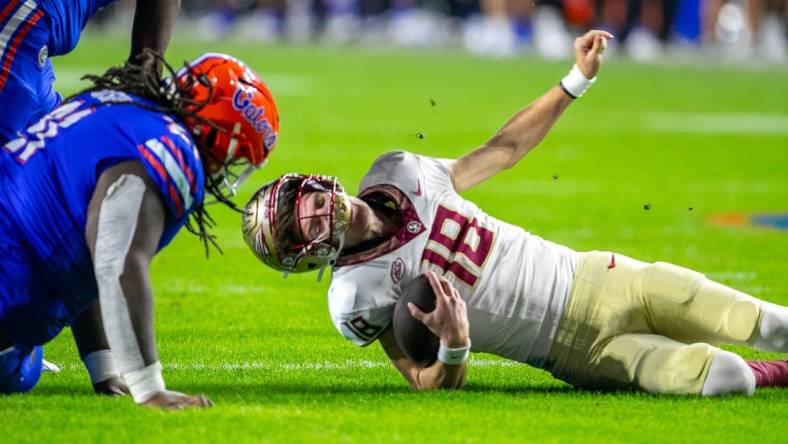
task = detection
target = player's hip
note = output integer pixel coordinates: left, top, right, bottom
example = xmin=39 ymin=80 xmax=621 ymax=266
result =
xmin=0 ymin=228 xmax=97 ymax=348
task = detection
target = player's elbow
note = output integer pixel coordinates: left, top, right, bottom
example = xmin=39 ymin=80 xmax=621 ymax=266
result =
xmin=411 ymin=380 xmax=461 ymax=391
xmin=411 ymin=371 xmax=465 ymax=391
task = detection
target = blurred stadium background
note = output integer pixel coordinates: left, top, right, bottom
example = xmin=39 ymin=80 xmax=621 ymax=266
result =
xmin=92 ymin=0 xmax=787 ymax=63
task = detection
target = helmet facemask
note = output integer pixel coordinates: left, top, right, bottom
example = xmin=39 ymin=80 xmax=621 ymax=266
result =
xmin=243 ymin=174 xmax=351 ymax=280
xmin=289 ymin=176 xmax=352 ymax=279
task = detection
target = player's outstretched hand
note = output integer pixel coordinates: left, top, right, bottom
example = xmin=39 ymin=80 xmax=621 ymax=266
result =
xmin=408 ymin=271 xmax=470 ymax=348
xmin=574 ymin=30 xmax=614 ymax=79
xmin=142 ymin=390 xmax=213 ymax=410
xmin=93 ymin=376 xmax=130 ymax=396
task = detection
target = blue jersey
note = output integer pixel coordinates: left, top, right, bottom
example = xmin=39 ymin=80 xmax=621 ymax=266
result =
xmin=0 ymin=90 xmax=204 ymax=348
xmin=37 ymin=0 xmax=115 ymax=56
xmin=0 ymin=0 xmax=115 ymax=144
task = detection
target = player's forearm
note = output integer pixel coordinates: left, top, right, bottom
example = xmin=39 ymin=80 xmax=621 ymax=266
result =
xmin=485 ymin=86 xmax=572 ymax=169
xmin=414 ymin=362 xmax=467 ymax=390
xmin=129 ymin=0 xmax=180 ymax=60
xmin=451 ymin=87 xmax=572 ymax=192
xmin=71 ymin=300 xmax=110 ymax=360
xmin=117 ymin=255 xmax=160 ymax=367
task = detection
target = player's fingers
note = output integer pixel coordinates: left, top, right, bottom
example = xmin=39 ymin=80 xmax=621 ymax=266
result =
xmin=590 ymin=35 xmax=602 ymax=55
xmin=436 ymin=275 xmax=457 ymax=300
xmin=408 ymin=302 xmax=427 ymax=321
xmin=591 ymin=29 xmax=614 ymax=40
xmin=425 ymin=271 xmax=447 ymax=306
xmin=599 ymin=35 xmax=608 ymax=53
xmin=178 ymin=395 xmax=212 ymax=409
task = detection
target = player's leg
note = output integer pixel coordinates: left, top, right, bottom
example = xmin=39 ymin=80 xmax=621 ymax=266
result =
xmin=597 ymin=333 xmax=754 ymax=395
xmin=637 ymin=261 xmax=787 ymax=352
xmin=546 ymin=251 xmax=783 ymax=393
xmin=0 ymin=2 xmax=60 ymax=144
xmin=0 ymin=222 xmax=50 ymax=393
xmin=0 ymin=345 xmax=43 ymax=393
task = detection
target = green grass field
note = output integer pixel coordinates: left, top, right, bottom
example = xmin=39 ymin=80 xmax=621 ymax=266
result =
xmin=1 ymin=38 xmax=787 ymax=443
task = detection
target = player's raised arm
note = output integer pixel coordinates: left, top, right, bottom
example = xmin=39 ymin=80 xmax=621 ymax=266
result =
xmin=85 ymin=161 xmax=211 ymax=410
xmin=129 ymin=0 xmax=180 ymax=66
xmin=444 ymin=30 xmax=612 ymax=193
xmin=379 ymin=272 xmax=470 ymax=390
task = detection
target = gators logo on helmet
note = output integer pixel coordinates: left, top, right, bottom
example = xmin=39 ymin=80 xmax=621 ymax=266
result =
xmin=177 ymin=53 xmax=280 ymax=199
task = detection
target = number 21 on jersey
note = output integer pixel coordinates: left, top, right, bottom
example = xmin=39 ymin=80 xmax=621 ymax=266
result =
xmin=421 ymin=205 xmax=494 ymax=287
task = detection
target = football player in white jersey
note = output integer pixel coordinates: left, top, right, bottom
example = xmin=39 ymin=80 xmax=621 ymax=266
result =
xmin=242 ymin=30 xmax=788 ymax=395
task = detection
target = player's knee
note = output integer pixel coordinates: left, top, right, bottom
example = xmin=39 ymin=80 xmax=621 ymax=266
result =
xmin=694 ymin=282 xmax=761 ymax=343
xmin=701 ymin=351 xmax=754 ymax=397
xmin=642 ymin=262 xmax=705 ymax=304
xmin=0 ymin=346 xmax=43 ymax=393
xmin=754 ymin=302 xmax=788 ymax=352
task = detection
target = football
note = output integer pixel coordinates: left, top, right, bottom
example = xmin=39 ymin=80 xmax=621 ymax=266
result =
xmin=392 ymin=274 xmax=440 ymax=367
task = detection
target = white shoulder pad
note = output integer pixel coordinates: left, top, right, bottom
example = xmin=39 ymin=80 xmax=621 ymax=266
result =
xmin=360 ymin=151 xmax=452 ymax=194
xmin=328 ymin=273 xmax=394 ymax=347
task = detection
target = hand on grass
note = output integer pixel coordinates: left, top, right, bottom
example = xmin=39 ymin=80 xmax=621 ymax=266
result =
xmin=142 ymin=390 xmax=213 ymax=410
xmin=93 ymin=376 xmax=129 ymax=396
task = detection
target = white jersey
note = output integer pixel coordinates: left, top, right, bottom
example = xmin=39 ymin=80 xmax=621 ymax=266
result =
xmin=328 ymin=151 xmax=578 ymax=367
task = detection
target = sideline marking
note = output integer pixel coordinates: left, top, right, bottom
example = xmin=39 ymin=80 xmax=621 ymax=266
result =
xmin=710 ymin=212 xmax=788 ymax=231
xmin=645 ymin=112 xmax=788 ymax=135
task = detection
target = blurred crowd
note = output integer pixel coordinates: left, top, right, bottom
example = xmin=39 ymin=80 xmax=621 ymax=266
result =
xmin=99 ymin=0 xmax=787 ymax=63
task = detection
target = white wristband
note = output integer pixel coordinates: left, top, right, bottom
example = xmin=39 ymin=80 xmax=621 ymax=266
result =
xmin=123 ymin=361 xmax=166 ymax=404
xmin=83 ymin=350 xmax=119 ymax=384
xmin=437 ymin=339 xmax=471 ymax=365
xmin=560 ymin=64 xmax=596 ymax=99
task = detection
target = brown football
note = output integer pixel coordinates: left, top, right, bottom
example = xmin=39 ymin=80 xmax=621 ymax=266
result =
xmin=393 ymin=274 xmax=440 ymax=367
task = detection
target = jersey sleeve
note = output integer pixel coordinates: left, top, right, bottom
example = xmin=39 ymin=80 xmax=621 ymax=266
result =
xmin=134 ymin=121 xmax=203 ymax=221
xmin=360 ymin=151 xmax=453 ymax=194
xmin=328 ymin=273 xmax=394 ymax=347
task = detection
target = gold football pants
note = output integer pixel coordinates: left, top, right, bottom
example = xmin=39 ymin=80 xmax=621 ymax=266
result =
xmin=546 ymin=251 xmax=763 ymax=394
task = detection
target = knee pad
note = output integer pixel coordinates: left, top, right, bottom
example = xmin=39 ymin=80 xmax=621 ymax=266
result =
xmin=695 ymin=282 xmax=761 ymax=343
xmin=0 ymin=346 xmax=43 ymax=393
xmin=651 ymin=342 xmax=715 ymax=394
xmin=642 ymin=262 xmax=705 ymax=304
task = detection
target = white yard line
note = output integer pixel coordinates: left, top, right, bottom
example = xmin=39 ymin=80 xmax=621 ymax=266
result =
xmin=58 ymin=357 xmax=518 ymax=372
xmin=644 ymin=112 xmax=788 ymax=135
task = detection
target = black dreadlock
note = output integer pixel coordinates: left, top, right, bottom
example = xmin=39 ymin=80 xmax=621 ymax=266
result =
xmin=68 ymin=49 xmax=239 ymax=257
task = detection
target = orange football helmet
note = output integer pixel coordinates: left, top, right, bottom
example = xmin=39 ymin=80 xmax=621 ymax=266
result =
xmin=176 ymin=53 xmax=279 ymax=198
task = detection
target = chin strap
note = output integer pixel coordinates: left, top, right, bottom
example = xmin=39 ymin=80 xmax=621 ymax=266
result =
xmin=316 ymin=232 xmax=346 ymax=282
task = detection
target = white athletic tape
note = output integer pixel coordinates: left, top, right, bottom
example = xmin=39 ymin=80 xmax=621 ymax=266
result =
xmin=560 ymin=64 xmax=596 ymax=99
xmin=124 ymin=361 xmax=166 ymax=403
xmin=82 ymin=350 xmax=119 ymax=384
xmin=438 ymin=340 xmax=471 ymax=365
xmin=94 ymin=174 xmax=159 ymax=400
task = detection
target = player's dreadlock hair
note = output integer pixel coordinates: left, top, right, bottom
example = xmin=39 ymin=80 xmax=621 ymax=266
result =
xmin=67 ymin=49 xmax=236 ymax=256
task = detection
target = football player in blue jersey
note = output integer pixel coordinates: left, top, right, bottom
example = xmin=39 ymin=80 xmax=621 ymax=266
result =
xmin=0 ymin=0 xmax=180 ymax=145
xmin=0 ymin=0 xmax=180 ymax=395
xmin=0 ymin=51 xmax=279 ymax=409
